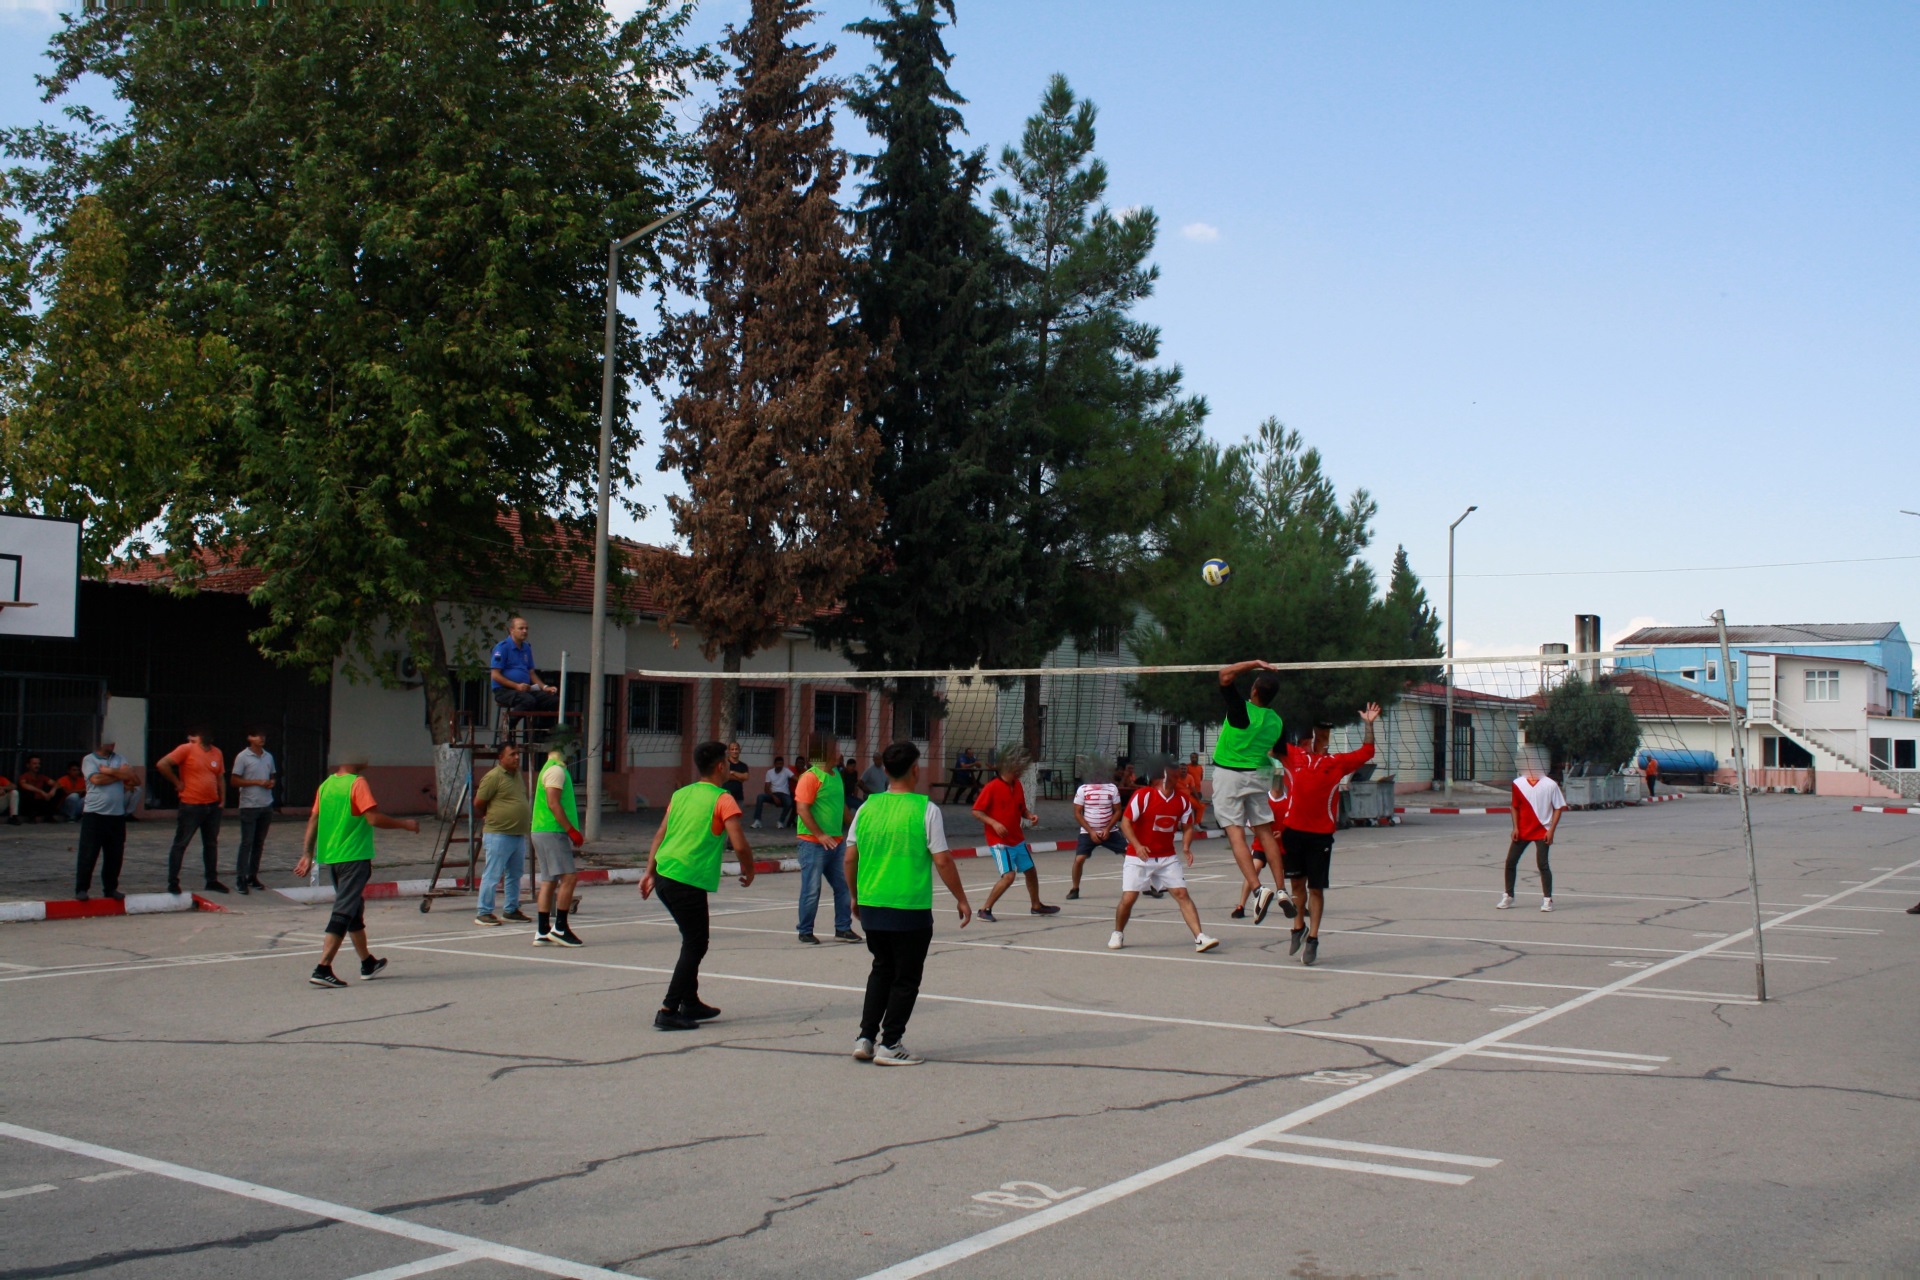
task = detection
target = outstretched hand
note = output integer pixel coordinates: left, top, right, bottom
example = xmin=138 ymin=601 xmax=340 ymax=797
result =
xmin=1358 ymin=702 xmax=1382 ymax=724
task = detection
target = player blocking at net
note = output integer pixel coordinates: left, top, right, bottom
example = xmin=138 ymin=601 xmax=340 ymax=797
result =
xmin=1211 ymin=659 xmax=1296 ymax=926
xmin=641 ymin=741 xmax=757 ymax=1031
xmin=1109 ymin=754 xmax=1219 ymax=954
xmin=1277 ymin=704 xmax=1380 ymax=965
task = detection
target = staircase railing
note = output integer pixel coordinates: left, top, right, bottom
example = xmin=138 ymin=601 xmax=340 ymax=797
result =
xmin=1763 ymin=700 xmax=1920 ymax=801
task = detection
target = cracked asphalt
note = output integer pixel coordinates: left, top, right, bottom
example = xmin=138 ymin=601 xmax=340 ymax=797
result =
xmin=1 ymin=795 xmax=1916 ymax=1278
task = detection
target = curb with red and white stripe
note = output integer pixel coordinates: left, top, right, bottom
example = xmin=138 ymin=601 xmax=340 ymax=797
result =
xmin=1396 ymin=793 xmax=1685 ymax=817
xmin=0 ymin=892 xmax=227 ymax=924
xmin=1854 ymin=805 xmax=1918 ymax=816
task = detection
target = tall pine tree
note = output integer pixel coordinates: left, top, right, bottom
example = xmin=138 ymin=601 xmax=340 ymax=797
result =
xmin=817 ymin=0 xmax=1022 ymax=683
xmin=653 ymin=0 xmax=883 ymax=735
xmin=990 ymin=74 xmax=1205 ymax=748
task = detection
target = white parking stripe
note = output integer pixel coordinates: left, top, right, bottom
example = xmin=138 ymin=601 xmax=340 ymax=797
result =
xmin=1228 ymin=1147 xmax=1475 ymax=1186
xmin=343 ymin=1251 xmax=484 ymax=1280
xmin=0 ymin=1183 xmax=58 ymax=1200
xmin=0 ymin=1124 xmax=641 ymax=1280
xmin=1259 ymin=1134 xmax=1501 ymax=1167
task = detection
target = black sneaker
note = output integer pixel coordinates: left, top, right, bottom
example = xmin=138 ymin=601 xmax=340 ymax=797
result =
xmin=501 ymin=909 xmax=532 ymax=924
xmin=1143 ymin=887 xmax=1166 ymax=899
xmin=104 ymin=891 xmax=124 ymax=902
xmin=551 ymin=928 xmax=584 ymax=948
xmin=360 ymin=956 xmax=388 ymax=979
xmin=309 ymin=966 xmax=347 ymax=989
xmin=1031 ymin=904 xmax=1061 ymax=915
xmin=247 ymin=878 xmax=267 ymax=891
xmin=833 ymin=929 xmax=862 ymax=943
xmin=1229 ymin=906 xmax=1246 ymax=919
xmin=1066 ymin=888 xmax=1080 ymax=900
xmin=1908 ymin=901 xmax=1920 ymax=915
xmin=1302 ymin=936 xmax=1318 ymax=967
xmin=1278 ymin=896 xmax=1297 ymax=920
xmin=977 ymin=909 xmax=996 ymax=922
xmin=1289 ymin=926 xmax=1306 ymax=956
xmin=167 ymin=883 xmax=182 ymax=897
xmin=654 ymin=1007 xmax=698 ymax=1031
xmin=682 ymin=999 xmax=722 ymax=1021
xmin=797 ymin=932 xmax=820 ymax=945
xmin=238 ymin=883 xmax=250 ymax=895
xmin=205 ymin=880 xmax=231 ymax=894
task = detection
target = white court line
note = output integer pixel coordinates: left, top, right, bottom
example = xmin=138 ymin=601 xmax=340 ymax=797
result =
xmin=384 ymin=942 xmax=1662 ymax=1070
xmin=1773 ymin=924 xmax=1882 ymax=935
xmin=0 ymin=1123 xmax=641 ymax=1280
xmin=344 ymin=1251 xmax=485 ymax=1280
xmin=77 ymin=1168 xmax=139 ymax=1183
xmin=1228 ymin=1147 xmax=1473 ymax=1186
xmin=0 ymin=1182 xmax=58 ymax=1199
xmin=855 ymin=855 xmax=1920 ymax=1280
xmin=1260 ymin=1134 xmax=1501 ymax=1167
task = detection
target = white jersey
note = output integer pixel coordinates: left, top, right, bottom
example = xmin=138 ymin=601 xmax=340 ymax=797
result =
xmin=1073 ymin=782 xmax=1121 ymax=833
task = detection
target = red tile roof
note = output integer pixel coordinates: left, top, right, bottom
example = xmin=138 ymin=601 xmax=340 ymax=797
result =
xmin=1401 ymin=681 xmax=1535 ymax=708
xmin=1607 ymin=675 xmax=1728 ymax=720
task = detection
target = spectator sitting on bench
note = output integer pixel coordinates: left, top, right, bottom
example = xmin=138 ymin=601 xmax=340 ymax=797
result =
xmin=752 ymin=754 xmax=798 ymax=829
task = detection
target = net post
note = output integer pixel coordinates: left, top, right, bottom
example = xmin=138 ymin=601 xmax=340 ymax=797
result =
xmin=1714 ymin=609 xmax=1767 ymax=1002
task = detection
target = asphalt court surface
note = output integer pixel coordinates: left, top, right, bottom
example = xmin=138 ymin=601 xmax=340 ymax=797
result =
xmin=2 ymin=796 xmax=1916 ymax=1277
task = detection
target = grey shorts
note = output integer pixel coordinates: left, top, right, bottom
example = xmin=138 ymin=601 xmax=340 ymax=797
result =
xmin=532 ymin=830 xmax=577 ymax=881
xmin=1211 ymin=766 xmax=1274 ymax=830
xmin=325 ymin=858 xmax=372 ymax=936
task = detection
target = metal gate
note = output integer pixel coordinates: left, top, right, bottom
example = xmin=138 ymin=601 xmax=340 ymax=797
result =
xmin=0 ymin=672 xmax=107 ymax=778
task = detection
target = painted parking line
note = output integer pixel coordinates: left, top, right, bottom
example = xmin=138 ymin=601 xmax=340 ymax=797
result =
xmin=0 ymin=1183 xmax=58 ymax=1200
xmin=1229 ymin=1146 xmax=1474 ymax=1186
xmin=0 ymin=1122 xmax=644 ymax=1280
xmin=1260 ymin=1133 xmax=1501 ymax=1168
xmin=855 ymin=854 xmax=1920 ymax=1280
xmin=344 ymin=1251 xmax=486 ymax=1280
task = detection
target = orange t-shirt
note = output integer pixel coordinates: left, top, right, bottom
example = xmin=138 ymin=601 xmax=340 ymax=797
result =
xmin=711 ymin=790 xmax=743 ymax=833
xmin=163 ymin=741 xmax=225 ymax=805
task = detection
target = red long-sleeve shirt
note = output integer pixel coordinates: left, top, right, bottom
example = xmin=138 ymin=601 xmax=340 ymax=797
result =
xmin=1280 ymin=741 xmax=1376 ymax=835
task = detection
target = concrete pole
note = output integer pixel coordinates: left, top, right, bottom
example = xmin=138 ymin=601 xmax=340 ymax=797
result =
xmin=1714 ymin=608 xmax=1767 ymax=1002
xmin=1444 ymin=505 xmax=1476 ymax=798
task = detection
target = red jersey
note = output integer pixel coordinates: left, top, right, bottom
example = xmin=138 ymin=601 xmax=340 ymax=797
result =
xmin=1125 ymin=783 xmax=1195 ymax=858
xmin=973 ymin=776 xmax=1028 ymax=847
xmin=1280 ymin=741 xmax=1376 ymax=835
xmin=1512 ymin=777 xmax=1566 ymax=842
xmin=1268 ymin=793 xmax=1288 ymax=827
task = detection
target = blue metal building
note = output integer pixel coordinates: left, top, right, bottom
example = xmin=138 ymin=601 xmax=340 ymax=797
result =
xmin=1613 ymin=623 xmax=1914 ymax=717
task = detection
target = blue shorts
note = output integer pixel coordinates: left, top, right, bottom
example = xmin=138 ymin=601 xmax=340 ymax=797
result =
xmin=990 ymin=843 xmax=1035 ymax=875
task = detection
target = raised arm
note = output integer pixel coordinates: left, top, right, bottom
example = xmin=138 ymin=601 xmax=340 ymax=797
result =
xmin=1217 ymin=659 xmax=1277 ymax=686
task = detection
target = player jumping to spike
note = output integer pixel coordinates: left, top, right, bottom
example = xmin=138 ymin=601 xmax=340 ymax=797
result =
xmin=1278 ymin=704 xmax=1380 ymax=966
xmin=1109 ymin=755 xmax=1218 ymax=954
xmin=1210 ymin=660 xmax=1296 ymax=926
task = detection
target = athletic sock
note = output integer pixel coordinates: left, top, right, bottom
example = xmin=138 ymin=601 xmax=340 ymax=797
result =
xmin=556 ymin=909 xmax=570 ymax=933
xmin=538 ymin=912 xmax=551 ymax=934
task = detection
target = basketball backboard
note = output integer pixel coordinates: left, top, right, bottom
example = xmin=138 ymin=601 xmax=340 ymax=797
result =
xmin=0 ymin=513 xmax=81 ymax=639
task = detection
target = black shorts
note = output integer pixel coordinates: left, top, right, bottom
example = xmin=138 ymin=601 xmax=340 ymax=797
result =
xmin=1280 ymin=828 xmax=1334 ymax=890
xmin=1075 ymin=831 xmax=1126 ymax=858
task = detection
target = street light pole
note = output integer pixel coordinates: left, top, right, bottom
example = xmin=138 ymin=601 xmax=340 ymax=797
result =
xmin=585 ymin=195 xmax=710 ymax=842
xmin=1444 ymin=504 xmax=1477 ymax=800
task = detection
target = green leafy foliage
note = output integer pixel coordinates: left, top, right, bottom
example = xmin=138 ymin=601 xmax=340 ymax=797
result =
xmin=1129 ymin=420 xmax=1441 ymax=732
xmin=0 ymin=3 xmax=701 ymax=740
xmin=1524 ymin=677 xmax=1642 ymax=772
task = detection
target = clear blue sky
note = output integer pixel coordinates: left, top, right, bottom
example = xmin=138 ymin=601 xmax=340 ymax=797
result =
xmin=4 ymin=1 xmax=1916 ymax=662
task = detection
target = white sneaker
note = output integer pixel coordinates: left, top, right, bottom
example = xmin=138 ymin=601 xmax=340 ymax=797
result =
xmin=852 ymin=1037 xmax=876 ymax=1062
xmin=532 ymin=931 xmax=555 ymax=946
xmin=1540 ymin=897 xmax=1553 ymax=912
xmin=874 ymin=1042 xmax=922 ymax=1066
xmin=1107 ymin=930 xmax=1125 ymax=950
xmin=1496 ymin=893 xmax=1514 ymax=909
xmin=1194 ymin=933 xmax=1220 ymax=953
xmin=751 ymin=819 xmax=763 ymax=830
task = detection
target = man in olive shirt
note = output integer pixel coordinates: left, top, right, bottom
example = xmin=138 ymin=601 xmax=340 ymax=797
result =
xmin=474 ymin=744 xmax=533 ymax=926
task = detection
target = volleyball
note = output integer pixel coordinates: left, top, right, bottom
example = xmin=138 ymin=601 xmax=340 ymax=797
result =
xmin=1201 ymin=558 xmax=1231 ymax=586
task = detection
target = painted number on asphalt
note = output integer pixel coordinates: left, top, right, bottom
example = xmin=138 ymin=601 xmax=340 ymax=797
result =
xmin=962 ymin=1181 xmax=1087 ymax=1216
xmin=1302 ymin=1070 xmax=1374 ymax=1087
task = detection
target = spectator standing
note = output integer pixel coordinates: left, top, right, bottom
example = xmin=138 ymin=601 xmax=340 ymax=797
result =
xmin=157 ymin=728 xmax=229 ymax=895
xmin=230 ymin=730 xmax=277 ymax=894
xmin=839 ymin=755 xmax=865 ymax=814
xmin=860 ymin=753 xmax=888 ymax=806
xmin=489 ymin=615 xmax=559 ymax=732
xmin=16 ymin=756 xmax=57 ymax=823
xmin=294 ymin=755 xmax=419 ymax=988
xmin=472 ymin=743 xmax=533 ymax=927
xmin=1643 ymin=755 xmax=1660 ymax=797
xmin=751 ymin=755 xmax=796 ymax=829
xmin=57 ymin=762 xmax=87 ymax=821
xmin=951 ymin=747 xmax=981 ymax=805
xmin=794 ymin=734 xmax=860 ymax=945
xmin=73 ymin=737 xmax=139 ymax=902
xmin=724 ymin=741 xmax=750 ymax=806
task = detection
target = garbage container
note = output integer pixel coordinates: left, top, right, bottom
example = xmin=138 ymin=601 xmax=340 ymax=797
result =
xmin=1343 ymin=777 xmax=1397 ymax=826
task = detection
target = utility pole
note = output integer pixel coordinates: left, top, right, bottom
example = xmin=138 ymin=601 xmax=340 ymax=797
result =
xmin=584 ymin=195 xmax=710 ymax=841
xmin=1714 ymin=608 xmax=1766 ymax=1001
xmin=1443 ymin=505 xmax=1477 ymax=799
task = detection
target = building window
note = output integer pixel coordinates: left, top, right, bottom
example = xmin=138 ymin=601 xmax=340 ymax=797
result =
xmin=628 ymin=682 xmax=683 ymax=734
xmin=1872 ymin=738 xmax=1891 ymax=769
xmin=1160 ymin=723 xmax=1182 ymax=755
xmin=1804 ymin=669 xmax=1840 ymax=702
xmin=814 ymin=691 xmax=859 ymax=739
xmin=1897 ymin=740 xmax=1917 ymax=771
xmin=1093 ymin=624 xmax=1122 ymax=655
xmin=1763 ymin=735 xmax=1813 ymax=769
xmin=1680 ymin=669 xmax=1698 ymax=682
xmin=736 ymin=688 xmax=778 ymax=736
xmin=892 ymin=701 xmax=931 ymax=741
xmin=1706 ymin=661 xmax=1717 ymax=682
xmin=1729 ymin=661 xmax=1739 ymax=681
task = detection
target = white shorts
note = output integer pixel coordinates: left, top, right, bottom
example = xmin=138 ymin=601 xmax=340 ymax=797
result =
xmin=1211 ymin=766 xmax=1273 ymax=830
xmin=1121 ymin=856 xmax=1186 ymax=894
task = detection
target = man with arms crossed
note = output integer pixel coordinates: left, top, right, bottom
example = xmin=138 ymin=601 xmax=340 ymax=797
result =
xmin=1278 ymin=704 xmax=1380 ymax=966
xmin=794 ymin=735 xmax=860 ymax=945
xmin=1108 ymin=755 xmax=1218 ymax=954
xmin=531 ymin=741 xmax=586 ymax=947
xmin=1211 ymin=660 xmax=1296 ymax=927
xmin=641 ymin=741 xmax=756 ymax=1030
xmin=295 ymin=755 xmax=419 ymax=988
xmin=74 ymin=736 xmax=139 ymax=901
xmin=230 ymin=729 xmax=276 ymax=894
xmin=845 ymin=740 xmax=972 ymax=1066
xmin=1066 ymin=765 xmax=1124 ymax=901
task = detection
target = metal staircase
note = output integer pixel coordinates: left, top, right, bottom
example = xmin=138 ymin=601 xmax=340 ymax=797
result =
xmin=1747 ymin=656 xmax=1920 ymax=801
